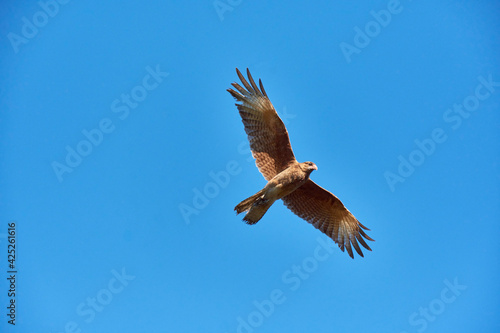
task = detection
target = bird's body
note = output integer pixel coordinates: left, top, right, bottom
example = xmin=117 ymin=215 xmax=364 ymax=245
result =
xmin=228 ymin=68 xmax=374 ymax=258
xmin=235 ymin=161 xmax=317 ymax=224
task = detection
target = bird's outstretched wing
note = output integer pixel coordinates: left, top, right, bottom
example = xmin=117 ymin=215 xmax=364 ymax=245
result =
xmin=227 ymin=68 xmax=296 ymax=181
xmin=282 ymin=180 xmax=374 ymax=258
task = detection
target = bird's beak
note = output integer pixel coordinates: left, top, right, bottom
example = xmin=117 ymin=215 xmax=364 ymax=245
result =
xmin=312 ymin=164 xmax=318 ymax=170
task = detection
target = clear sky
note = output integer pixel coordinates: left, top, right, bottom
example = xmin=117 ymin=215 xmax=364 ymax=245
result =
xmin=1 ymin=1 xmax=499 ymax=332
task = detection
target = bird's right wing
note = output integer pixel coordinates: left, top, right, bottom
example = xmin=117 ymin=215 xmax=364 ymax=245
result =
xmin=228 ymin=68 xmax=296 ymax=181
xmin=282 ymin=180 xmax=374 ymax=258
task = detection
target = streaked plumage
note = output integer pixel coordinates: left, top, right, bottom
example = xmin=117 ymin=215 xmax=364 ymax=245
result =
xmin=228 ymin=68 xmax=374 ymax=258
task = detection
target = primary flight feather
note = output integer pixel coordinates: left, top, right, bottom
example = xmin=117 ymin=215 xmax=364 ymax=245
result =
xmin=228 ymin=68 xmax=374 ymax=258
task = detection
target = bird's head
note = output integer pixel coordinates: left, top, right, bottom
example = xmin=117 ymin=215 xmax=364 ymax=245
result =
xmin=300 ymin=161 xmax=318 ymax=174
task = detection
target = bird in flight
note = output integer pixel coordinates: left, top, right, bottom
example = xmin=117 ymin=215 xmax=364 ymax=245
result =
xmin=228 ymin=68 xmax=374 ymax=258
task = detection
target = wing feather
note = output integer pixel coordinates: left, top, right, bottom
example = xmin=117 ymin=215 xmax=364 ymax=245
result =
xmin=236 ymin=68 xmax=256 ymax=94
xmin=259 ymin=79 xmax=268 ymax=97
xmin=246 ymin=68 xmax=261 ymax=93
xmin=282 ymin=180 xmax=374 ymax=258
xmin=228 ymin=68 xmax=296 ymax=180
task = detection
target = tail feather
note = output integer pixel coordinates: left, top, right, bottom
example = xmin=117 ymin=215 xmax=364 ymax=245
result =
xmin=234 ymin=189 xmax=273 ymax=224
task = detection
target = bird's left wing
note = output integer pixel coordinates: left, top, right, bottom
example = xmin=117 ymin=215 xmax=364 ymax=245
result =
xmin=227 ymin=68 xmax=296 ymax=181
xmin=281 ymin=180 xmax=374 ymax=258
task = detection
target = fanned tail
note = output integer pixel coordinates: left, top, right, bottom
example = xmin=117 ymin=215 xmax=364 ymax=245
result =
xmin=234 ymin=189 xmax=273 ymax=224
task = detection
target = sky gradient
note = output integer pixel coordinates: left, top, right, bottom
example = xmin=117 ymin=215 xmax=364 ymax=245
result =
xmin=1 ymin=1 xmax=499 ymax=332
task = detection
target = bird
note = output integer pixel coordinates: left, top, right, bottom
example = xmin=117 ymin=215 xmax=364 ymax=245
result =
xmin=227 ymin=68 xmax=374 ymax=258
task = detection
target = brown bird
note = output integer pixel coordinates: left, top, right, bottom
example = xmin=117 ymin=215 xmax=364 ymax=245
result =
xmin=228 ymin=68 xmax=374 ymax=258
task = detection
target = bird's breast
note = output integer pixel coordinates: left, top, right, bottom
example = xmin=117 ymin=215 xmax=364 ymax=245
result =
xmin=266 ymin=166 xmax=309 ymax=200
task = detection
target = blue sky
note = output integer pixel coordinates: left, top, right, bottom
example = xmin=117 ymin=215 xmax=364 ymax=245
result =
xmin=1 ymin=1 xmax=499 ymax=332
